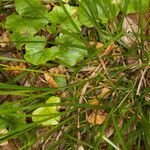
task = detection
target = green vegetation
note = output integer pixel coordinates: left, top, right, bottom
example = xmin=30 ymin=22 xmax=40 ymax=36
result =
xmin=0 ymin=0 xmax=150 ymax=149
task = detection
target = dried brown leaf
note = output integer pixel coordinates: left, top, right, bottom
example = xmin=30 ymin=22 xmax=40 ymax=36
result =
xmin=98 ymin=86 xmax=111 ymax=98
xmin=8 ymin=62 xmax=26 ymax=76
xmin=88 ymin=41 xmax=115 ymax=56
xmin=48 ymin=65 xmax=66 ymax=74
xmin=87 ymin=110 xmax=107 ymax=125
xmin=96 ymin=42 xmax=103 ymax=50
xmin=44 ymin=73 xmax=58 ymax=87
xmin=0 ymin=31 xmax=10 ymax=48
xmin=88 ymin=99 xmax=100 ymax=106
xmin=0 ymin=129 xmax=8 ymax=146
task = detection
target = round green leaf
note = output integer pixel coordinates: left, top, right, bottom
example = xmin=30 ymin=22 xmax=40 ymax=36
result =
xmin=32 ymin=96 xmax=61 ymax=126
xmin=24 ymin=36 xmax=59 ymax=65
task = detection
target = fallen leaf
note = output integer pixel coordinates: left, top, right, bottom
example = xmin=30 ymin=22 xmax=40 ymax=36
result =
xmin=9 ymin=62 xmax=26 ymax=76
xmin=105 ymin=118 xmax=123 ymax=138
xmin=96 ymin=42 xmax=104 ymax=50
xmin=0 ymin=129 xmax=8 ymax=146
xmin=44 ymin=65 xmax=67 ymax=87
xmin=125 ymin=56 xmax=138 ymax=65
xmin=88 ymin=99 xmax=100 ymax=106
xmin=88 ymin=41 xmax=115 ymax=55
xmin=128 ymin=11 xmax=150 ymax=34
xmin=112 ymin=46 xmax=123 ymax=63
xmin=103 ymin=43 xmax=116 ymax=55
xmin=0 ymin=31 xmax=10 ymax=48
xmin=44 ymin=73 xmax=58 ymax=87
xmin=5 ymin=62 xmax=26 ymax=76
xmin=121 ymin=16 xmax=139 ymax=46
xmin=78 ymin=145 xmax=85 ymax=150
xmin=98 ymin=86 xmax=111 ymax=98
xmin=57 ymin=65 xmax=67 ymax=74
xmin=87 ymin=110 xmax=107 ymax=125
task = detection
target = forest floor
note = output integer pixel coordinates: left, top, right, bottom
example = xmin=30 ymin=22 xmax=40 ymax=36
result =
xmin=0 ymin=1 xmax=150 ymax=150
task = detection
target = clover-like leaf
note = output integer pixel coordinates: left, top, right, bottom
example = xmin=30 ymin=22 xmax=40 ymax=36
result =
xmin=32 ymin=96 xmax=61 ymax=126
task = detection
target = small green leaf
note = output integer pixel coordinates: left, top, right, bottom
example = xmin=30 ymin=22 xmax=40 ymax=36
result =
xmin=54 ymin=76 xmax=67 ymax=87
xmin=77 ymin=1 xmax=94 ymax=27
xmin=55 ymin=33 xmax=86 ymax=46
xmin=15 ymin=0 xmax=48 ymax=18
xmin=60 ymin=17 xmax=81 ymax=32
xmin=97 ymin=0 xmax=120 ymax=23
xmin=46 ymin=96 xmax=61 ymax=104
xmin=6 ymin=0 xmax=49 ymax=35
xmin=0 ymin=119 xmax=7 ymax=129
xmin=24 ymin=36 xmax=59 ymax=65
xmin=78 ymin=0 xmax=120 ymax=25
xmin=24 ymin=34 xmax=87 ymax=66
xmin=32 ymin=96 xmax=61 ymax=126
xmin=122 ymin=0 xmax=149 ymax=14
xmin=57 ymin=47 xmax=87 ymax=66
xmin=5 ymin=14 xmax=48 ymax=34
xmin=32 ymin=107 xmax=60 ymax=126
xmin=49 ymin=4 xmax=77 ymax=24
xmin=55 ymin=34 xmax=87 ymax=66
xmin=11 ymin=33 xmax=33 ymax=50
xmin=0 ymin=102 xmax=26 ymax=130
xmin=46 ymin=24 xmax=57 ymax=35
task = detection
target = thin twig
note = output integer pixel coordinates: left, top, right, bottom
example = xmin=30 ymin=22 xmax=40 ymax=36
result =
xmin=136 ymin=68 xmax=148 ymax=95
xmin=77 ymin=82 xmax=89 ymax=141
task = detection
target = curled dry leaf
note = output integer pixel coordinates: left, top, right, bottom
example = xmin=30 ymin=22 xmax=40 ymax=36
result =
xmin=103 ymin=43 xmax=116 ymax=56
xmin=112 ymin=46 xmax=123 ymax=63
xmin=121 ymin=16 xmax=139 ymax=46
xmin=87 ymin=110 xmax=107 ymax=125
xmin=61 ymin=90 xmax=70 ymax=98
xmin=88 ymin=41 xmax=103 ymax=50
xmin=98 ymin=86 xmax=111 ymax=98
xmin=0 ymin=129 xmax=8 ymax=146
xmin=88 ymin=41 xmax=115 ymax=55
xmin=44 ymin=65 xmax=66 ymax=87
xmin=78 ymin=145 xmax=85 ymax=150
xmin=44 ymin=73 xmax=58 ymax=87
xmin=48 ymin=65 xmax=67 ymax=74
xmin=96 ymin=42 xmax=103 ymax=50
xmin=128 ymin=11 xmax=150 ymax=34
xmin=0 ymin=31 xmax=10 ymax=48
xmin=125 ymin=56 xmax=138 ymax=65
xmin=88 ymin=99 xmax=100 ymax=106
xmin=105 ymin=118 xmax=123 ymax=138
xmin=8 ymin=62 xmax=26 ymax=76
